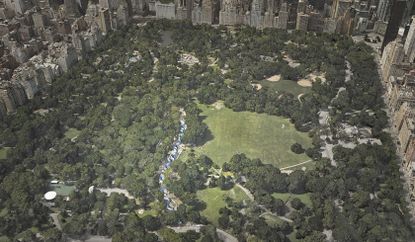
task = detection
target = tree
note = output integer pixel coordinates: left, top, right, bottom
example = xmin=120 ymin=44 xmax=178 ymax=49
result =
xmin=291 ymin=143 xmax=305 ymax=154
xmin=181 ymin=230 xmax=201 ymax=242
xmin=287 ymin=170 xmax=307 ymax=194
xmin=218 ymin=214 xmax=230 ymax=229
xmin=162 ymin=211 xmax=181 ymax=226
xmin=112 ymin=104 xmax=132 ymax=127
xmin=291 ymin=198 xmax=305 ymax=210
xmin=158 ymin=228 xmax=182 ymax=242
xmin=142 ymin=215 xmax=161 ymax=231
xmin=273 ymin=199 xmax=287 ymax=216
xmin=217 ymin=176 xmax=234 ymax=190
xmin=279 ymin=221 xmax=293 ymax=235
xmin=200 ymin=225 xmax=219 ymax=242
xmin=42 ymin=228 xmax=62 ymax=242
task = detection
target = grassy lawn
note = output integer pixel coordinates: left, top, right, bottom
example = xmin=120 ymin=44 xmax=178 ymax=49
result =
xmin=51 ymin=184 xmax=75 ymax=196
xmin=288 ymin=231 xmax=300 ymax=242
xmin=259 ymin=79 xmax=310 ymax=96
xmin=137 ymin=201 xmax=162 ymax=218
xmin=272 ymin=193 xmax=312 ymax=208
xmin=0 ymin=147 xmax=10 ymax=159
xmin=194 ymin=102 xmax=311 ymax=168
xmin=197 ymin=186 xmax=250 ymax=225
xmin=262 ymin=213 xmax=285 ymax=227
xmin=64 ymin=128 xmax=81 ymax=139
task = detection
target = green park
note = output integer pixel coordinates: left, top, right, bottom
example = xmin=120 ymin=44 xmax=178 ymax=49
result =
xmin=192 ymin=101 xmax=311 ymax=168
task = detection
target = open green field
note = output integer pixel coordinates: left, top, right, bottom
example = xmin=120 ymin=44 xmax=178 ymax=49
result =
xmin=0 ymin=147 xmax=10 ymax=159
xmin=272 ymin=192 xmax=312 ymax=208
xmin=260 ymin=79 xmax=311 ymax=96
xmin=197 ymin=186 xmax=250 ymax=225
xmin=64 ymin=128 xmax=81 ymax=139
xmin=262 ymin=213 xmax=285 ymax=227
xmin=137 ymin=201 xmax=163 ymax=218
xmin=50 ymin=184 xmax=75 ymax=196
xmin=194 ymin=102 xmax=311 ymax=167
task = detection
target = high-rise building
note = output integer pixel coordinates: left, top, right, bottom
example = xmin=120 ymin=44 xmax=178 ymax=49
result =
xmin=64 ymin=0 xmax=81 ymax=18
xmin=403 ymin=0 xmax=415 ymax=25
xmin=330 ymin=0 xmax=352 ymax=18
xmin=297 ymin=0 xmax=307 ymax=13
xmin=377 ymin=0 xmax=391 ymax=22
xmin=116 ymin=2 xmax=129 ymax=27
xmin=323 ymin=17 xmax=337 ymax=32
xmin=14 ymin=0 xmax=33 ymax=15
xmin=276 ymin=3 xmax=288 ymax=29
xmin=404 ymin=16 xmax=415 ymax=62
xmin=308 ymin=11 xmax=323 ymax=32
xmin=296 ymin=13 xmax=309 ymax=31
xmin=266 ymin=0 xmax=276 ymax=14
xmin=219 ymin=0 xmax=244 ymax=25
xmin=381 ymin=0 xmax=406 ymax=52
xmin=381 ymin=39 xmax=405 ymax=82
xmin=201 ymin=0 xmax=214 ymax=24
xmin=98 ymin=8 xmax=112 ymax=33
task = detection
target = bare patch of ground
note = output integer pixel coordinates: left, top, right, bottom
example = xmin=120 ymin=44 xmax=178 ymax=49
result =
xmin=34 ymin=108 xmax=51 ymax=115
xmin=298 ymin=93 xmax=305 ymax=103
xmin=283 ymin=54 xmax=301 ymax=68
xmin=297 ymin=72 xmax=326 ymax=87
xmin=308 ymin=72 xmax=326 ymax=83
xmin=251 ymin=83 xmax=262 ymax=90
xmin=267 ymin=74 xmax=281 ymax=82
xmin=179 ymin=53 xmax=200 ymax=66
xmin=212 ymin=101 xmax=225 ymax=110
xmin=297 ymin=79 xmax=312 ymax=87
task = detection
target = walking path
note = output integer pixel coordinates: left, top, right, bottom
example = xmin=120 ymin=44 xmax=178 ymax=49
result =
xmin=258 ymin=205 xmax=293 ymax=223
xmin=235 ymin=183 xmax=254 ymax=201
xmin=259 ymin=211 xmax=293 ymax=223
xmin=169 ymin=224 xmax=238 ymax=242
xmin=280 ymin=160 xmax=312 ymax=170
xmin=98 ymin=188 xmax=134 ymax=199
xmin=50 ymin=212 xmax=62 ymax=230
xmin=319 ymin=59 xmax=354 ymax=167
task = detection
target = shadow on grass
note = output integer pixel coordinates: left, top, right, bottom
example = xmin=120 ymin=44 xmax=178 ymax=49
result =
xmin=194 ymin=121 xmax=214 ymax=147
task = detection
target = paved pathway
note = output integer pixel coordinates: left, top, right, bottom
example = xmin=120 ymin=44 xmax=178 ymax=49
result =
xmin=258 ymin=206 xmax=293 ymax=223
xmin=169 ymin=224 xmax=238 ymax=242
xmin=280 ymin=160 xmax=312 ymax=170
xmin=235 ymin=183 xmax=254 ymax=201
xmin=98 ymin=188 xmax=134 ymax=199
xmin=50 ymin=212 xmax=61 ymax=230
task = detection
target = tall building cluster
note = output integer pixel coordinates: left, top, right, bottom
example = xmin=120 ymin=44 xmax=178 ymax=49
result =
xmin=1 ymin=0 xmax=414 ymax=119
xmin=153 ymin=0 xmax=408 ymax=34
xmin=0 ymin=0 xmax=144 ymax=119
xmin=381 ymin=17 xmax=415 ymax=207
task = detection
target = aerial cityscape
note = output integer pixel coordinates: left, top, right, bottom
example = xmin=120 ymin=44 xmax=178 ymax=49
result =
xmin=1 ymin=0 xmax=415 ymax=241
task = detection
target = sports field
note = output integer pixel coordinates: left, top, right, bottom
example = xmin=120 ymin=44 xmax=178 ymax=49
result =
xmin=194 ymin=102 xmax=311 ymax=168
xmin=260 ymin=79 xmax=311 ymax=96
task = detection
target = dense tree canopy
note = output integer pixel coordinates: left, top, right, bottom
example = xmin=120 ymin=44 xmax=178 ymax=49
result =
xmin=0 ymin=19 xmax=413 ymax=241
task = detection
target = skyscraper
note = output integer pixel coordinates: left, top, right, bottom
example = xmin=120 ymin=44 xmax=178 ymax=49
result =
xmin=377 ymin=0 xmax=391 ymax=22
xmin=64 ymin=0 xmax=81 ymax=18
xmin=404 ymin=16 xmax=415 ymax=62
xmin=330 ymin=0 xmax=352 ymax=18
xmin=296 ymin=13 xmax=309 ymax=31
xmin=381 ymin=0 xmax=406 ymax=52
xmin=403 ymin=0 xmax=415 ymax=25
